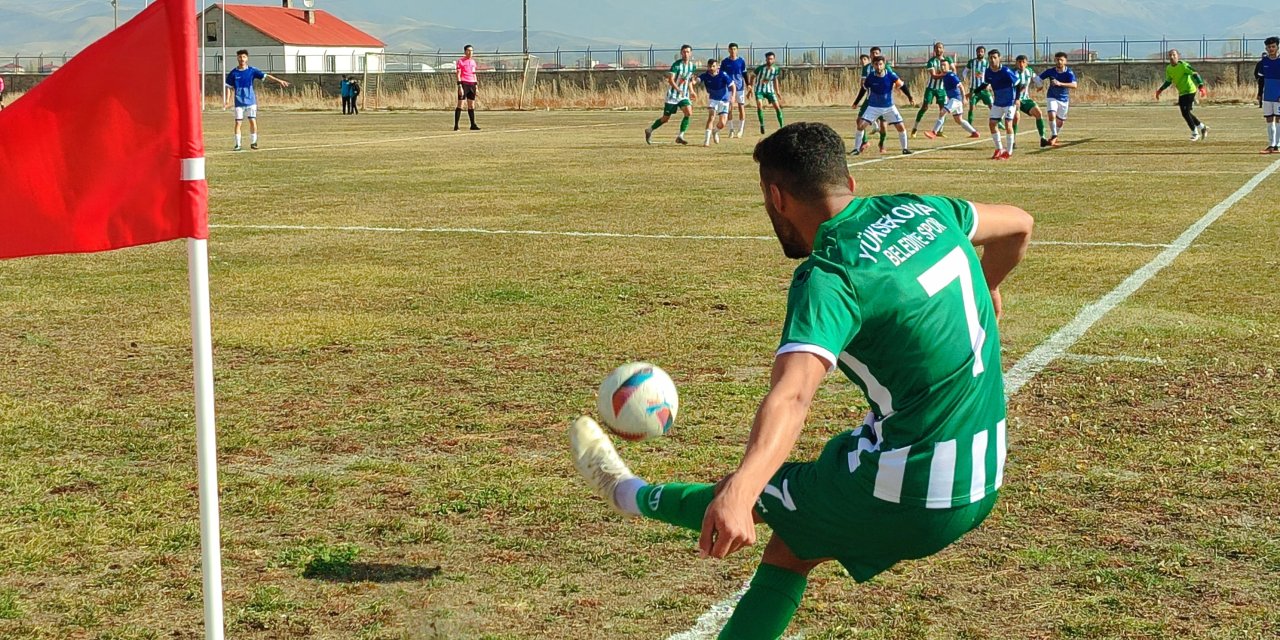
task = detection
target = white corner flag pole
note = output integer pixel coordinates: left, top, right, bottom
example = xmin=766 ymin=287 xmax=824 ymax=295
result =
xmin=187 ymin=237 xmax=226 ymax=640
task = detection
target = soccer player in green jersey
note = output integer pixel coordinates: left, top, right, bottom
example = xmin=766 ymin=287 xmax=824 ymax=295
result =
xmin=964 ymin=46 xmax=995 ymax=127
xmin=911 ymin=42 xmax=955 ymax=137
xmin=645 ymin=45 xmax=699 ymax=145
xmin=751 ymin=52 xmax=785 ymax=134
xmin=1011 ymin=55 xmax=1051 ymax=148
xmin=570 ymin=122 xmax=1034 ymax=640
xmin=1156 ymin=49 xmax=1209 ymax=142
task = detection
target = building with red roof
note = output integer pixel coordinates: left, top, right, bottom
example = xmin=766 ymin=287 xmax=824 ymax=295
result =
xmin=200 ymin=1 xmax=385 ymax=74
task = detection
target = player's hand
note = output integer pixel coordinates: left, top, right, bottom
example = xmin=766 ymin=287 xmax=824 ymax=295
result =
xmin=1154 ymin=90 xmax=1161 ymax=100
xmin=698 ymin=484 xmax=757 ymax=559
xmin=280 ymin=80 xmax=290 ymax=88
xmin=990 ymin=287 xmax=1004 ymax=321
xmin=1198 ymin=87 xmax=1207 ymax=98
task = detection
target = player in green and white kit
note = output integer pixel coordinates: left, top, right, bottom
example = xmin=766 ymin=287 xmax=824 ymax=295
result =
xmin=752 ymin=52 xmax=785 ymax=134
xmin=1011 ymin=55 xmax=1051 ymax=149
xmin=964 ymin=46 xmax=993 ymax=126
xmin=911 ymin=42 xmax=956 ymax=137
xmin=645 ymin=44 xmax=700 ymax=145
xmin=570 ymin=122 xmax=1034 ymax=640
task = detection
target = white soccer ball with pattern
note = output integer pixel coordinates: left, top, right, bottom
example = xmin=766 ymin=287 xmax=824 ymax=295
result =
xmin=596 ymin=362 xmax=679 ymax=441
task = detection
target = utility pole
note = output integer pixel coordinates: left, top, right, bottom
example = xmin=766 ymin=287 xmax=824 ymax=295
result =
xmin=522 ymin=0 xmax=529 ymax=57
xmin=112 ymin=0 xmax=119 ymax=28
xmin=1030 ymin=0 xmax=1039 ymax=61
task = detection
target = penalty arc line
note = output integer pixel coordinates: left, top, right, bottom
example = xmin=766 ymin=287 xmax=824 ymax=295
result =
xmin=669 ymin=155 xmax=1280 ymax=640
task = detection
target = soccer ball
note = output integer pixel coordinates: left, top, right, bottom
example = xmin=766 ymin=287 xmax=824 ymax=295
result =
xmin=596 ymin=362 xmax=679 ymax=441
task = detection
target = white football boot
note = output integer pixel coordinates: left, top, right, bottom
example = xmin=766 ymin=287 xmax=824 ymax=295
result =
xmin=568 ymin=416 xmax=638 ymax=517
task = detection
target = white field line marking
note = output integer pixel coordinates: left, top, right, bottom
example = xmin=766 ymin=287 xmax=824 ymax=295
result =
xmin=1064 ymin=354 xmax=1165 ymax=365
xmin=665 ymin=584 xmax=749 ymax=640
xmin=209 ymin=224 xmax=1172 ymax=249
xmin=1004 ymin=156 xmax=1280 ymax=395
xmin=884 ymin=167 xmax=1258 ymax=176
xmin=206 ymin=122 xmax=625 ymax=155
xmin=847 ymin=131 xmax=1024 ymax=167
xmin=671 ymin=158 xmax=1280 ymax=640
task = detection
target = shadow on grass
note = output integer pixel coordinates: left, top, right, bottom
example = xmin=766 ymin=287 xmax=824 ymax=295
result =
xmin=1030 ymin=136 xmax=1097 ymax=153
xmin=304 ymin=562 xmax=442 ymax=583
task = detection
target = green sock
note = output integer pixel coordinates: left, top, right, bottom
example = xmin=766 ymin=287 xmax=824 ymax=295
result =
xmin=914 ymin=104 xmax=929 ymax=129
xmin=717 ymin=563 xmax=808 ymax=640
xmin=775 ymin=109 xmax=784 ymax=127
xmin=1036 ymin=117 xmax=1046 ymax=138
xmin=651 ymin=118 xmax=665 ymax=131
xmin=1013 ymin=121 xmax=1019 ymax=134
xmin=966 ymin=103 xmax=975 ymax=124
xmin=757 ymin=108 xmax=765 ymax=128
xmin=636 ymin=482 xmax=713 ymax=532
xmin=679 ymin=116 xmax=690 ymax=133
xmin=878 ymin=129 xmax=887 ymax=146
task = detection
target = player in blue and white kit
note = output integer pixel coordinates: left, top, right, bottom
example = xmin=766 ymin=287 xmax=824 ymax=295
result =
xmin=1255 ymin=37 xmax=1280 ymax=154
xmin=1037 ymin=52 xmax=1078 ymax=147
xmin=696 ymin=59 xmax=739 ymax=146
xmin=974 ymin=50 xmax=1020 ymax=160
xmin=223 ymin=49 xmax=290 ymax=151
xmin=722 ymin=43 xmax=749 ymax=138
xmin=852 ymin=56 xmax=911 ymax=156
xmin=923 ymin=59 xmax=980 ymax=139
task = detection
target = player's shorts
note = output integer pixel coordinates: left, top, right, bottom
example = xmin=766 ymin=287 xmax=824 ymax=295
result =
xmin=1046 ymin=98 xmax=1069 ymax=119
xmin=923 ymin=87 xmax=947 ymax=106
xmin=989 ymin=104 xmax=1015 ymax=121
xmin=234 ymin=105 xmax=258 ymax=120
xmin=1018 ymin=97 xmax=1039 ymax=115
xmin=756 ymin=91 xmax=779 ymax=105
xmin=860 ymin=104 xmax=903 ymax=125
xmin=756 ymin=421 xmax=999 ymax=582
xmin=458 ymin=81 xmax=478 ymax=101
xmin=662 ymin=99 xmax=692 ymax=116
xmin=1262 ymin=100 xmax=1280 ymax=117
xmin=969 ymin=89 xmax=993 ymax=107
xmin=944 ymin=97 xmax=965 ymax=115
xmin=707 ymin=99 xmax=731 ymax=115
xmin=732 ymin=81 xmax=747 ymax=104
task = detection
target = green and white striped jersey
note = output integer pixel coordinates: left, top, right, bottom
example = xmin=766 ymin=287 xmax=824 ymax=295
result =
xmin=754 ymin=64 xmax=782 ymax=94
xmin=965 ymin=57 xmax=988 ymax=89
xmin=665 ymin=60 xmax=699 ymax=103
xmin=926 ymin=55 xmax=956 ymax=89
xmin=1013 ymin=67 xmax=1037 ymax=99
xmin=778 ymin=194 xmax=1007 ymax=509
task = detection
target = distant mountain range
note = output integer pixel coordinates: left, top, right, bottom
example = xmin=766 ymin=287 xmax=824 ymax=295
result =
xmin=0 ymin=0 xmax=1276 ymax=55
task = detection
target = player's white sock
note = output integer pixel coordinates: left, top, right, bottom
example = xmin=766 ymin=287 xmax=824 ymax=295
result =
xmin=933 ymin=116 xmax=945 ymax=134
xmin=613 ymin=477 xmax=646 ymax=516
xmin=1050 ymin=118 xmax=1059 ymax=137
xmin=1006 ymin=131 xmax=1016 ymax=151
xmin=960 ymin=119 xmax=978 ymax=134
xmin=898 ymin=130 xmax=909 ymax=150
xmin=1270 ymin=121 xmax=1278 ymax=147
xmin=250 ymin=133 xmax=258 ymax=145
xmin=704 ymin=129 xmax=713 ymax=145
xmin=854 ymin=129 xmax=865 ymax=151
xmin=992 ymin=131 xmax=1003 ymax=151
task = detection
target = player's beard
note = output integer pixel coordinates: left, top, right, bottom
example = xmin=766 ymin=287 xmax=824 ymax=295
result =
xmin=765 ymin=201 xmax=811 ymax=259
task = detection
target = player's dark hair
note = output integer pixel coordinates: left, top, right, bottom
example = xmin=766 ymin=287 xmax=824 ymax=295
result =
xmin=681 ymin=44 xmax=692 ymax=51
xmin=765 ymin=51 xmax=776 ymax=58
xmin=988 ymin=49 xmax=1000 ymax=57
xmin=1266 ymin=36 xmax=1279 ymax=46
xmin=708 ymin=58 xmax=718 ymax=65
xmin=464 ymin=44 xmax=474 ymax=51
xmin=1054 ymin=51 xmax=1068 ymax=59
xmin=1015 ymin=54 xmax=1027 ymax=62
xmin=976 ymin=46 xmax=986 ymax=53
xmin=859 ymin=54 xmax=870 ymax=60
xmin=871 ymin=56 xmax=885 ymax=64
xmin=236 ymin=49 xmax=248 ymax=56
xmin=729 ymin=42 xmax=739 ymax=49
xmin=754 ymin=123 xmax=849 ymax=202
xmin=869 ymin=47 xmax=881 ymax=54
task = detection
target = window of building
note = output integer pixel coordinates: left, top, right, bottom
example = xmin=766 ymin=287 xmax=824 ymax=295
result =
xmin=205 ymin=22 xmax=217 ymax=43
xmin=326 ymin=55 xmax=336 ymax=73
xmin=296 ymin=55 xmax=307 ymax=72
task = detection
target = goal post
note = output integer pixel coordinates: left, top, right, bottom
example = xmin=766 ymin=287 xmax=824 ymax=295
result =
xmin=519 ymin=55 xmax=539 ymax=110
xmin=361 ymin=51 xmax=382 ymax=111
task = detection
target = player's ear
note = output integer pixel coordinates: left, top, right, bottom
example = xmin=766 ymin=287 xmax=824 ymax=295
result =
xmin=767 ymin=183 xmax=786 ymax=213
xmin=847 ymin=174 xmax=857 ymax=195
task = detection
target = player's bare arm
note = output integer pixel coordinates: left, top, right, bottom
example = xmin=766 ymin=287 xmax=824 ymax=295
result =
xmin=699 ymin=351 xmax=827 ymax=559
xmin=265 ymin=74 xmax=290 ymax=88
xmin=970 ymin=203 xmax=1034 ymax=318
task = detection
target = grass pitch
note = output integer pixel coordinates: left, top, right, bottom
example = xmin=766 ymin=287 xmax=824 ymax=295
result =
xmin=1 ymin=105 xmax=1278 ymax=639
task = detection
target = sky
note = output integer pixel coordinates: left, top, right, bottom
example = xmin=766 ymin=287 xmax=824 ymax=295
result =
xmin=0 ymin=0 xmax=1277 ymax=54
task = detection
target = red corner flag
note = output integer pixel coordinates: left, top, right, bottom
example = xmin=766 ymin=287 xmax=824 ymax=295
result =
xmin=0 ymin=0 xmax=207 ymax=259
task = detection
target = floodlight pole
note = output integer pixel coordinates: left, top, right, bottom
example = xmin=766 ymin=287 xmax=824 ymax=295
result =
xmin=522 ymin=0 xmax=528 ymax=57
xmin=1030 ymin=0 xmax=1038 ymax=61
xmin=112 ymin=0 xmax=119 ymax=28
